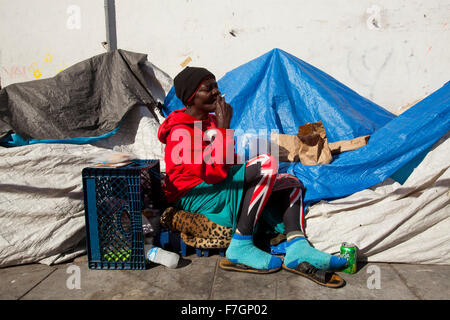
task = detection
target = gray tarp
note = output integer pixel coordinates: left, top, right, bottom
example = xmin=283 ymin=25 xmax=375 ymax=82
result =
xmin=0 ymin=51 xmax=171 ymax=267
xmin=0 ymin=49 xmax=162 ymax=141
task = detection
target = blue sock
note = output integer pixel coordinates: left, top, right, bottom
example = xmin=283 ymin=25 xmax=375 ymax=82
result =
xmin=284 ymin=236 xmax=347 ymax=271
xmin=226 ymin=234 xmax=282 ymax=270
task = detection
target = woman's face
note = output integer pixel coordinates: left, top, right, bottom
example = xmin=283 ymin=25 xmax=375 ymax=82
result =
xmin=190 ymin=77 xmax=221 ymax=113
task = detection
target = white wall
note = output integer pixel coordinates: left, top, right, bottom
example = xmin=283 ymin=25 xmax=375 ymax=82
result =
xmin=0 ymin=0 xmax=105 ymax=86
xmin=1 ymin=0 xmax=449 ymax=114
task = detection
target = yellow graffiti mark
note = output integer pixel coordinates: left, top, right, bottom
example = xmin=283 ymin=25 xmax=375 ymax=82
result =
xmin=44 ymin=53 xmax=53 ymax=63
xmin=28 ymin=62 xmax=37 ymax=72
xmin=26 ymin=54 xmax=67 ymax=78
xmin=180 ymin=56 xmax=192 ymax=68
xmin=33 ymin=69 xmax=42 ymax=78
xmin=58 ymin=63 xmax=68 ymax=73
xmin=28 ymin=62 xmax=42 ymax=79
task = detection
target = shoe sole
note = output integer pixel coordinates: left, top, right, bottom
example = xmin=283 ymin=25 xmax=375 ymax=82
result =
xmin=218 ymin=258 xmax=281 ymax=274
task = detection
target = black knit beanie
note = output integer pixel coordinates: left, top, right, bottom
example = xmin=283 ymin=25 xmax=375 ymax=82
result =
xmin=174 ymin=66 xmax=215 ymax=105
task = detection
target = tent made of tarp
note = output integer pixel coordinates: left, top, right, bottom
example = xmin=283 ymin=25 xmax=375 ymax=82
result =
xmin=164 ymin=49 xmax=450 ymax=206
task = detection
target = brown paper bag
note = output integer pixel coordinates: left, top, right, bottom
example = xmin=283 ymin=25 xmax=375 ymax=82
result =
xmin=328 ymin=135 xmax=371 ymax=155
xmin=270 ymin=124 xmax=370 ymax=165
xmin=297 ymin=121 xmax=333 ymax=165
xmin=271 ymin=132 xmax=300 ymax=162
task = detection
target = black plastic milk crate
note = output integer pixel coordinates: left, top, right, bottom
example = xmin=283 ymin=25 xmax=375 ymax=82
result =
xmin=82 ymin=159 xmax=161 ymax=270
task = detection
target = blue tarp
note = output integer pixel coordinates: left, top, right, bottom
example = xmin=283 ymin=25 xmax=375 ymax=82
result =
xmin=164 ymin=48 xmax=450 ymax=206
xmin=0 ymin=124 xmax=122 ymax=147
xmin=163 ymin=48 xmax=396 ymax=140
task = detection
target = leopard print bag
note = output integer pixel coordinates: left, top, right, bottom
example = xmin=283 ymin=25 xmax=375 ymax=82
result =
xmin=160 ymin=207 xmax=232 ymax=249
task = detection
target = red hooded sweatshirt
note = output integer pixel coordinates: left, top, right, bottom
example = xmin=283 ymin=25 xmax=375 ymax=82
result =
xmin=157 ymin=108 xmax=237 ymax=204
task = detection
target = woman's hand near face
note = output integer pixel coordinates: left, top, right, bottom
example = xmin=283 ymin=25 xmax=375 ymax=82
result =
xmin=214 ymin=95 xmax=233 ymax=129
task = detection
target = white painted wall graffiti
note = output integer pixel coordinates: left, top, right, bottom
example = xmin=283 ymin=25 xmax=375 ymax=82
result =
xmin=0 ymin=0 xmax=449 ymax=114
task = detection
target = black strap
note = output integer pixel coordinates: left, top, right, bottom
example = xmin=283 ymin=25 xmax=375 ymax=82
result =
xmin=296 ymin=262 xmax=317 ymax=274
xmin=296 ymin=262 xmax=330 ymax=283
xmin=315 ymin=270 xmax=328 ymax=283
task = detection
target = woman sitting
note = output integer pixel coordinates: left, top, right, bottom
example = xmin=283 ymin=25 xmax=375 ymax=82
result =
xmin=157 ymin=66 xmax=347 ymax=277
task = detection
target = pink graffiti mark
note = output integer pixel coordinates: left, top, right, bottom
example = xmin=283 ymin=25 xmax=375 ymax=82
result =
xmin=1 ymin=66 xmax=31 ymax=79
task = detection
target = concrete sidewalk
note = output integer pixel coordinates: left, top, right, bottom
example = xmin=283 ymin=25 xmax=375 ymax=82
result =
xmin=1 ymin=252 xmax=449 ymax=300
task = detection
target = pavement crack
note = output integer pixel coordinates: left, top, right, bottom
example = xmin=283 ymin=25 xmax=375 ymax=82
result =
xmin=274 ymin=277 xmax=278 ymax=300
xmin=390 ymin=264 xmax=423 ymax=300
xmin=208 ymin=257 xmax=219 ymax=300
xmin=17 ymin=267 xmax=58 ymax=300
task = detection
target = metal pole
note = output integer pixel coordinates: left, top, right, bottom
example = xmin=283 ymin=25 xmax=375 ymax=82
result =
xmin=104 ymin=0 xmax=117 ymax=51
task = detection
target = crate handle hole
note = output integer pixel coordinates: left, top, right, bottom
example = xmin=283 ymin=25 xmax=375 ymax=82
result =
xmin=118 ymin=208 xmax=132 ymax=235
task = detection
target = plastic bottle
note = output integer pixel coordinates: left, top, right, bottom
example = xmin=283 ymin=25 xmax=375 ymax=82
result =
xmin=144 ymin=244 xmax=179 ymax=269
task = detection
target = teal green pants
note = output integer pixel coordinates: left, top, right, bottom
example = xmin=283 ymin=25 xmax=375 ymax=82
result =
xmin=175 ymin=163 xmax=286 ymax=235
xmin=175 ymin=164 xmax=246 ymax=233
